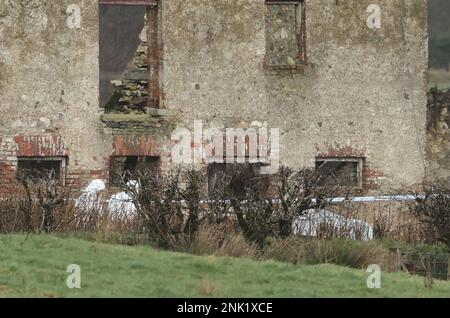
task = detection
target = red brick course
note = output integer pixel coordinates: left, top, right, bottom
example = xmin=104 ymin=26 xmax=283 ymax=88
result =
xmin=316 ymin=143 xmax=385 ymax=193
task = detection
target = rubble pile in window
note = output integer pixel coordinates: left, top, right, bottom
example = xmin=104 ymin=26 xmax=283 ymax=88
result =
xmin=106 ymin=22 xmax=149 ymax=114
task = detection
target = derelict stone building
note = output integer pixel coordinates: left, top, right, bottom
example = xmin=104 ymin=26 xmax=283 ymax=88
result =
xmin=0 ymin=0 xmax=430 ymax=194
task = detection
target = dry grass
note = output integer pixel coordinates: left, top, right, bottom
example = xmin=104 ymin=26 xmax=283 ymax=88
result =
xmin=1 ymin=170 xmax=446 ymax=272
xmin=300 ymin=239 xmax=387 ymax=268
xmin=263 ymin=237 xmax=304 ymax=264
xmin=263 ymin=237 xmax=388 ymax=269
xmin=189 ymin=224 xmax=259 ymax=259
xmin=189 ymin=224 xmax=389 ymax=269
xmin=198 ymin=279 xmax=219 ymax=297
xmin=216 ymin=234 xmax=260 ymax=259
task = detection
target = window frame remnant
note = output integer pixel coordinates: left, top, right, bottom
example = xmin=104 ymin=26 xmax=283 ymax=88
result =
xmin=315 ymin=158 xmax=364 ymax=189
xmin=17 ymin=157 xmax=67 ymax=186
xmin=264 ymin=0 xmax=307 ymax=71
xmin=109 ymin=155 xmax=161 ymax=187
xmin=99 ymin=0 xmax=160 ymax=111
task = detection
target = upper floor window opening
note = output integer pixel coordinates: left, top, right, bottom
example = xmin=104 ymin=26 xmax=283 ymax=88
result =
xmin=265 ymin=0 xmax=307 ymax=72
xmin=99 ymin=0 xmax=160 ymax=114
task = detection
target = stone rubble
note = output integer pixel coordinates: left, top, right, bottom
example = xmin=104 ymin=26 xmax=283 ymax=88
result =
xmin=106 ymin=19 xmax=149 ymax=114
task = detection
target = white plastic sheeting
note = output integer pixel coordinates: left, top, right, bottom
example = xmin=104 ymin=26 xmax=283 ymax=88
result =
xmin=75 ymin=180 xmax=106 ymax=228
xmin=292 ymin=209 xmax=374 ymax=241
xmin=75 ymin=179 xmax=106 ymax=213
xmin=76 ymin=179 xmax=139 ymax=219
xmin=85 ymin=180 xmax=106 ymax=192
xmin=107 ymin=180 xmax=139 ymax=218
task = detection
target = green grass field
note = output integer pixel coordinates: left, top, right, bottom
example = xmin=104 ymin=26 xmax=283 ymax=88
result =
xmin=0 ymin=235 xmax=449 ymax=298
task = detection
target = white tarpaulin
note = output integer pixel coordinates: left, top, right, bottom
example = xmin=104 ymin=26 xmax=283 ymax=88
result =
xmin=292 ymin=209 xmax=374 ymax=241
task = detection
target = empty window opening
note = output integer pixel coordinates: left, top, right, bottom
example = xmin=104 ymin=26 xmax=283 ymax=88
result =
xmin=109 ymin=156 xmax=160 ymax=186
xmin=17 ymin=157 xmax=66 ymax=185
xmin=265 ymin=0 xmax=306 ymax=70
xmin=315 ymin=158 xmax=363 ymax=188
xmin=99 ymin=1 xmax=159 ymax=114
xmin=207 ymin=163 xmax=271 ymax=197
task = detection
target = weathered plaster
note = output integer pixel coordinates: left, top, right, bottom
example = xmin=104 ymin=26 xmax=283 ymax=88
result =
xmin=0 ymin=0 xmax=429 ymax=191
xmin=0 ymin=0 xmax=109 ymax=183
xmin=161 ymin=0 xmax=428 ymax=190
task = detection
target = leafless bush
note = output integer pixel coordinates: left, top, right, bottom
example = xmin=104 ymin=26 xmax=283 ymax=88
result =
xmin=391 ymin=209 xmax=426 ymax=243
xmin=339 ymin=200 xmax=394 ymax=240
xmin=0 ymin=169 xmax=76 ymax=234
xmin=329 ymin=200 xmax=392 ymax=241
xmin=221 ymin=165 xmax=275 ymax=248
xmin=180 ymin=168 xmax=205 ymax=241
xmin=276 ymin=167 xmax=308 ymax=237
xmin=372 ymin=203 xmax=396 ymax=240
xmin=408 ymin=179 xmax=450 ymax=251
xmin=0 ymin=181 xmax=40 ymax=233
xmin=278 ymin=167 xmax=356 ymax=238
xmin=207 ymin=171 xmax=235 ymax=226
xmin=72 ymin=188 xmax=106 ymax=232
xmin=5 ymin=163 xmax=442 ymax=271
xmin=0 ymin=195 xmax=27 ymax=233
xmin=202 ymin=164 xmax=273 ymax=248
xmin=207 ymin=166 xmax=346 ymax=249
xmin=122 ymin=169 xmax=185 ymax=249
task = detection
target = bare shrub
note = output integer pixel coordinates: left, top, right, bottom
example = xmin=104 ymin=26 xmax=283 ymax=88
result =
xmin=210 ymin=166 xmax=347 ymax=249
xmin=0 ymin=195 xmax=25 ymax=233
xmin=276 ymin=167 xmax=344 ymax=237
xmin=0 ymin=169 xmax=76 ymax=234
xmin=204 ymin=164 xmax=274 ymax=248
xmin=234 ymin=195 xmax=275 ymax=250
xmin=372 ymin=203 xmax=396 ymax=240
xmin=311 ymin=201 xmax=374 ymax=241
xmin=122 ymin=169 xmax=185 ymax=250
xmin=408 ymin=179 xmax=450 ymax=250
xmin=392 ymin=209 xmax=426 ymax=244
xmin=73 ymin=190 xmax=106 ymax=232
xmin=180 ymin=168 xmax=205 ymax=241
xmin=24 ymin=170 xmax=74 ymax=233
xmin=207 ymin=171 xmax=235 ymax=226
xmin=4 ymin=163 xmax=438 ymax=275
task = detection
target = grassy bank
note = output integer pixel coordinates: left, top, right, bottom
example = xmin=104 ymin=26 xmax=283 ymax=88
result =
xmin=0 ymin=235 xmax=450 ymax=297
xmin=0 ymin=235 xmax=449 ymax=298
